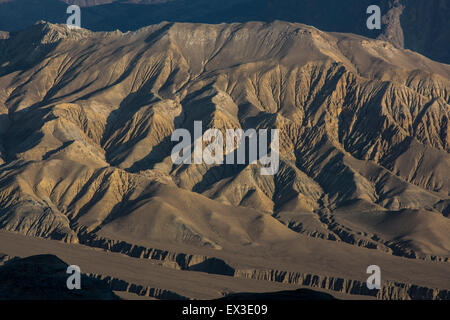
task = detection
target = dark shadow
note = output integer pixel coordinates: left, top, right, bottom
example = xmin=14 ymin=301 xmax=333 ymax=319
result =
xmin=192 ymin=163 xmax=246 ymax=194
xmin=42 ymin=140 xmax=74 ymax=160
xmin=1 ymin=108 xmax=58 ymax=161
xmin=218 ymin=288 xmax=337 ymax=300
xmin=0 ymin=254 xmax=120 ymax=300
xmin=187 ymin=257 xmax=235 ymax=276
xmin=145 ymin=22 xmax=173 ymax=44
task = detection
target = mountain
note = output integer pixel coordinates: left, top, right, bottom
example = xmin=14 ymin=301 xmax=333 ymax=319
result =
xmin=0 ymin=20 xmax=449 ymax=299
xmin=0 ymin=20 xmax=449 ymax=255
xmin=219 ymin=288 xmax=336 ymax=300
xmin=0 ymin=0 xmax=449 ymax=64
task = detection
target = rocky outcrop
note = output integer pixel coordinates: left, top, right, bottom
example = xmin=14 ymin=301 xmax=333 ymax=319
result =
xmin=87 ymin=273 xmax=189 ymax=300
xmin=79 ymin=233 xmax=235 ymax=275
xmin=377 ymin=0 xmax=405 ymax=48
xmin=234 ymin=269 xmax=450 ymax=300
xmin=78 ymin=233 xmax=450 ymax=300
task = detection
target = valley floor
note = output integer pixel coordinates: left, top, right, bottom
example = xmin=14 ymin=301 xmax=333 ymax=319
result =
xmin=0 ymin=230 xmax=448 ymax=300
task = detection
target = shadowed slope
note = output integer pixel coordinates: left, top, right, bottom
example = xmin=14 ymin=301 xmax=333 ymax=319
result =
xmin=0 ymin=254 xmax=119 ymax=299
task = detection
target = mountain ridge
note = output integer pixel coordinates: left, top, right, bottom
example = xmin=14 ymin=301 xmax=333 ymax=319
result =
xmin=0 ymin=21 xmax=449 ymax=265
xmin=0 ymin=0 xmax=449 ymax=65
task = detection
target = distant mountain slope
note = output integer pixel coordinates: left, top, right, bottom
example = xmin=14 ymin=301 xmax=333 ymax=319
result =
xmin=0 ymin=0 xmax=449 ymax=64
xmin=0 ymin=21 xmax=449 ymax=262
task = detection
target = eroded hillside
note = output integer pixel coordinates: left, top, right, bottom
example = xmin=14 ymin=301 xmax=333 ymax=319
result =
xmin=0 ymin=21 xmax=449 ymax=266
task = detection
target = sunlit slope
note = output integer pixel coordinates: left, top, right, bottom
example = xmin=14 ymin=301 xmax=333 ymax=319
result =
xmin=0 ymin=21 xmax=449 ymax=259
